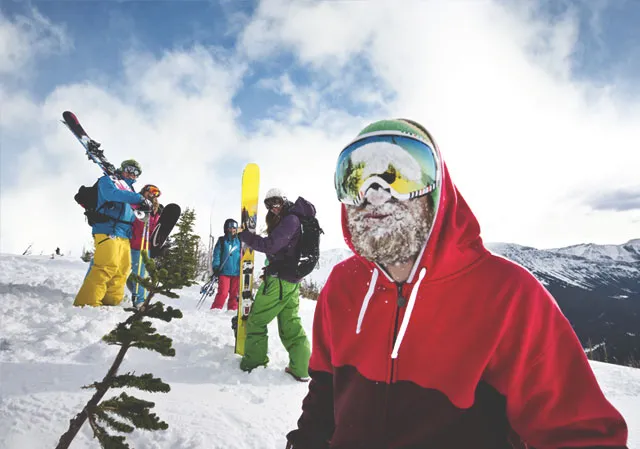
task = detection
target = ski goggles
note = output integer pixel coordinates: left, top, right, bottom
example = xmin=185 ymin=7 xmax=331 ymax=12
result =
xmin=142 ymin=184 xmax=161 ymax=198
xmin=123 ymin=165 xmax=141 ymax=177
xmin=226 ymin=223 xmax=238 ymax=230
xmin=335 ymin=131 xmax=440 ymax=206
xmin=264 ymin=197 xmax=284 ymax=209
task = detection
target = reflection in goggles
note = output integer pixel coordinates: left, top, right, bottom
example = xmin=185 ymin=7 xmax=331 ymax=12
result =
xmin=335 ymin=132 xmax=439 ymax=206
xmin=123 ymin=165 xmax=141 ymax=177
xmin=264 ymin=198 xmax=283 ymax=209
xmin=144 ymin=185 xmax=161 ymax=198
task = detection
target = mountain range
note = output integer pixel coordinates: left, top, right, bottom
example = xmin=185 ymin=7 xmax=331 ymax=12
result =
xmin=310 ymin=239 xmax=640 ymax=367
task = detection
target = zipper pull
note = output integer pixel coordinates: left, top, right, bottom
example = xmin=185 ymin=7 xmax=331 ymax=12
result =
xmin=396 ymin=282 xmax=407 ymax=307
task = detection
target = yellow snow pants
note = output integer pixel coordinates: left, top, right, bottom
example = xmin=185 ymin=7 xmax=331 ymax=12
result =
xmin=74 ymin=234 xmax=131 ymax=307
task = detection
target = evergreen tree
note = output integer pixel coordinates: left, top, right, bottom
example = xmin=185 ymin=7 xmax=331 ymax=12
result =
xmin=55 ymin=252 xmax=193 ymax=449
xmin=160 ymin=208 xmax=200 ymax=282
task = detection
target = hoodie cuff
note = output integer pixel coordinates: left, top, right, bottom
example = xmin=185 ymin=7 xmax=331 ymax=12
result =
xmin=285 ymin=429 xmax=329 ymax=449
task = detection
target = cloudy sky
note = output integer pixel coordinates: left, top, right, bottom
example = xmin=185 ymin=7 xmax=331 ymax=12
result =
xmin=1 ymin=0 xmax=639 ymax=257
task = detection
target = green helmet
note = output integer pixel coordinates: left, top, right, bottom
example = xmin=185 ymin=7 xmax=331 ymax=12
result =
xmin=120 ymin=159 xmax=142 ymax=176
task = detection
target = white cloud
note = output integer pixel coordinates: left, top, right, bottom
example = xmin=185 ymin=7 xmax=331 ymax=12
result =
xmin=0 ymin=9 xmax=69 ymax=130
xmin=239 ymin=0 xmax=640 ymax=249
xmin=1 ymin=0 xmax=639 ymax=260
xmin=0 ymin=8 xmax=70 ymax=75
xmin=239 ymin=0 xmax=384 ymax=68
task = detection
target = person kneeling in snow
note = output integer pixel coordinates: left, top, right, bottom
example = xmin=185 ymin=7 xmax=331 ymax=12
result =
xmin=285 ymin=119 xmax=628 ymax=449
xmin=74 ymin=160 xmax=152 ymax=307
xmin=238 ymin=188 xmax=312 ymax=382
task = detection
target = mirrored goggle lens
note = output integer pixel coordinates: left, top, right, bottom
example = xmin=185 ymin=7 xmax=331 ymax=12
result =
xmin=123 ymin=166 xmax=141 ymax=176
xmin=226 ymin=224 xmax=238 ymax=229
xmin=334 ymin=132 xmax=439 ymax=206
xmin=264 ymin=199 xmax=283 ymax=209
xmin=145 ymin=185 xmax=161 ymax=197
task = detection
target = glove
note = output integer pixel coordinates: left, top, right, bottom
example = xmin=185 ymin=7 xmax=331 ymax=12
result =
xmin=138 ymin=198 xmax=153 ymax=212
xmin=212 ymin=268 xmax=220 ymax=276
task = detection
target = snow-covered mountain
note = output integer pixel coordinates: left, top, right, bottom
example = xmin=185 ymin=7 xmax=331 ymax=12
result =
xmin=549 ymin=239 xmax=640 ymax=263
xmin=485 ymin=239 xmax=640 ymax=295
xmin=485 ymin=240 xmax=640 ymax=366
xmin=0 ymin=254 xmax=639 ymax=449
xmin=313 ymin=239 xmax=640 ymax=366
xmin=315 ymin=239 xmax=640 ymax=296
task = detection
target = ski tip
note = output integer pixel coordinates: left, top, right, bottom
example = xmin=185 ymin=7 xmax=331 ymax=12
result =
xmin=62 ymin=111 xmax=78 ymax=123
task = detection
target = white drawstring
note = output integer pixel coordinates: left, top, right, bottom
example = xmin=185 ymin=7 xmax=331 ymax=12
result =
xmin=356 ymin=268 xmax=379 ymax=334
xmin=391 ymin=267 xmax=427 ymax=359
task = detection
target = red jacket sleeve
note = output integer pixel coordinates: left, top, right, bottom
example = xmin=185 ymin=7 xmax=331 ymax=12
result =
xmin=287 ymin=282 xmax=335 ymax=449
xmin=485 ymin=274 xmax=628 ymax=449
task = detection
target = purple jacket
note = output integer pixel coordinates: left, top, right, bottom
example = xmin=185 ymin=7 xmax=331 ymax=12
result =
xmin=239 ymin=197 xmax=316 ymax=283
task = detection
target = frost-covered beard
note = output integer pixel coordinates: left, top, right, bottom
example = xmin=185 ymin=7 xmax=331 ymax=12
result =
xmin=346 ymin=195 xmax=434 ymax=266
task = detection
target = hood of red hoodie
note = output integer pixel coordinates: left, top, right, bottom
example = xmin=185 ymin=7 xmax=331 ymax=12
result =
xmin=341 ymin=126 xmax=488 ymax=284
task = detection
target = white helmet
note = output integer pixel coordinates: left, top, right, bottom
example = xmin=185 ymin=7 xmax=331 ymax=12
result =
xmin=265 ymin=188 xmax=285 ymax=201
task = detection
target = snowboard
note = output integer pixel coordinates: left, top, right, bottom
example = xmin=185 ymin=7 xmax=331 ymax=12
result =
xmin=234 ymin=163 xmax=260 ymax=356
xmin=149 ymin=203 xmax=181 ymax=259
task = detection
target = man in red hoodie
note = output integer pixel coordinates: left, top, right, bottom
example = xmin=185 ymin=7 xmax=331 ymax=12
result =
xmin=285 ymin=119 xmax=628 ymax=449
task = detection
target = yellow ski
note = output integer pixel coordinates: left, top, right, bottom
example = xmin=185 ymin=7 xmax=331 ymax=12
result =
xmin=234 ymin=163 xmax=260 ymax=355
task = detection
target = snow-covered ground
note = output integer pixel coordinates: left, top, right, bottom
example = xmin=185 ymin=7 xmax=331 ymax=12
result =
xmin=1 ymin=254 xmax=639 ymax=449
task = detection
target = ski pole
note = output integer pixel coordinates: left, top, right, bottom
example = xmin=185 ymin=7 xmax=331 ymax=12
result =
xmin=133 ymin=218 xmax=150 ymax=307
xmin=196 ymin=275 xmax=218 ymax=310
xmin=141 ymin=219 xmax=151 ymax=303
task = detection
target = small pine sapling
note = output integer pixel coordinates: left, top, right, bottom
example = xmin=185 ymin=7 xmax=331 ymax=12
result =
xmin=55 ymin=251 xmax=195 ymax=449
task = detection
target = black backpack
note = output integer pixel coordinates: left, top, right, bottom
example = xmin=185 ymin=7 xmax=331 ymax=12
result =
xmin=74 ymin=181 xmax=112 ymax=226
xmin=288 ymin=197 xmax=324 ymax=279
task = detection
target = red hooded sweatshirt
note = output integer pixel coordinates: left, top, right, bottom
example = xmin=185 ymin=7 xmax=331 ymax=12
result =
xmin=287 ymin=143 xmax=628 ymax=448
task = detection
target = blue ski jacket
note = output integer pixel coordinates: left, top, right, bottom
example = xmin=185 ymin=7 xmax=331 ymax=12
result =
xmin=92 ymin=175 xmax=144 ymax=239
xmin=212 ymin=234 xmax=241 ymax=276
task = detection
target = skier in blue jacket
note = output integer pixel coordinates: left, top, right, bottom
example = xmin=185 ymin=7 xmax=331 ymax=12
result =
xmin=210 ymin=218 xmax=241 ymax=310
xmin=74 ymin=159 xmax=152 ymax=307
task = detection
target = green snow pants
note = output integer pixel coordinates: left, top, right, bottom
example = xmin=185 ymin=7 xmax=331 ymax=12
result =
xmin=240 ymin=276 xmax=310 ymax=379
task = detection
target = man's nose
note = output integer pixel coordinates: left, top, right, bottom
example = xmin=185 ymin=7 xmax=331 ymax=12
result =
xmin=364 ymin=184 xmax=392 ymax=206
